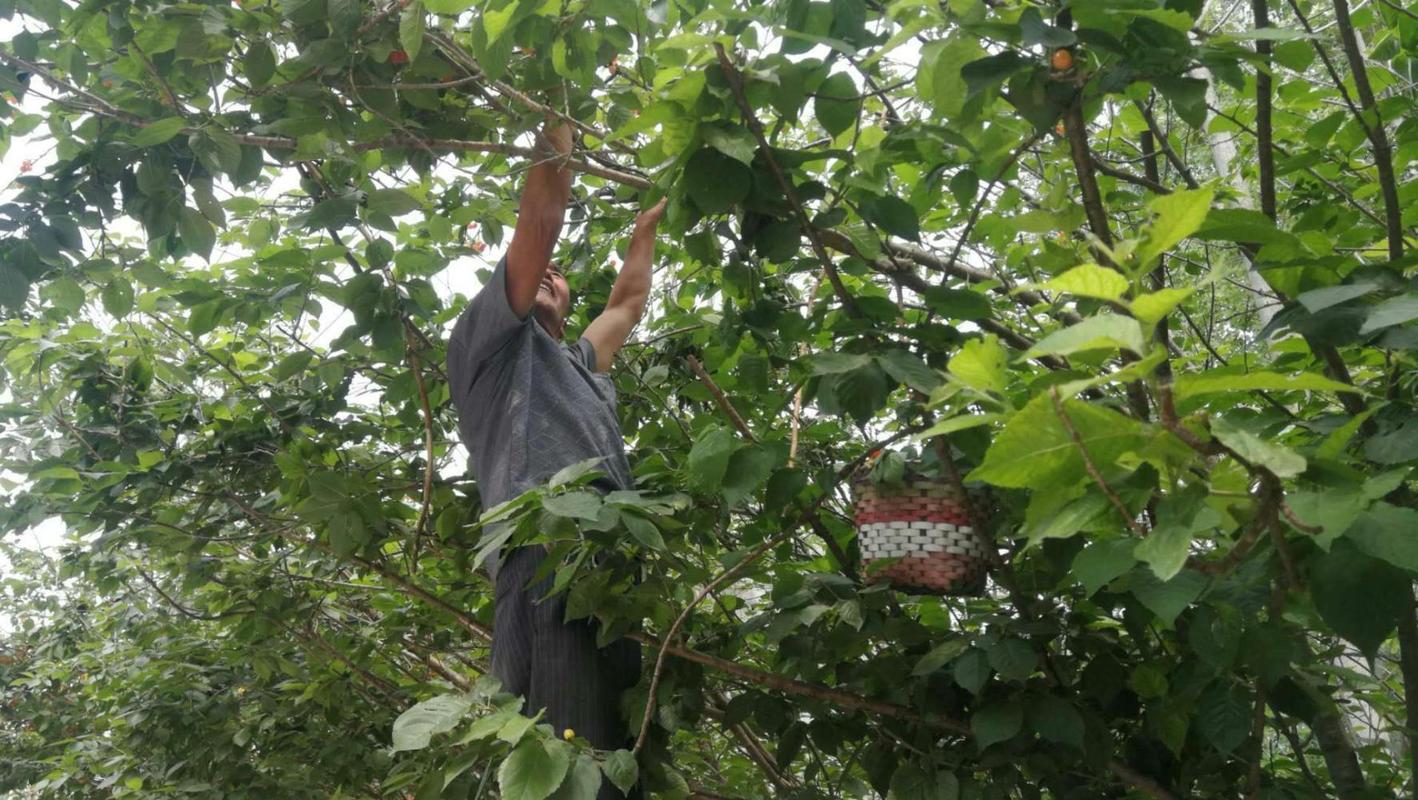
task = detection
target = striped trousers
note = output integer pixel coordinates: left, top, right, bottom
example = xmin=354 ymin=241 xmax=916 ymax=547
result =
xmin=492 ymin=547 xmax=642 ymax=799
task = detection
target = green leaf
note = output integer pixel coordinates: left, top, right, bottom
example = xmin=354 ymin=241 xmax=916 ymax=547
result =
xmin=1196 ymin=683 xmax=1250 ymax=754
xmin=923 ymin=286 xmax=991 ymax=320
xmin=948 ymin=335 xmax=1008 ymax=394
xmin=497 ymin=713 xmax=535 ymax=745
xmin=918 ymin=38 xmax=982 ymax=118
xmin=499 ymin=740 xmax=571 ymax=800
xmin=1130 ymin=570 xmax=1206 ymax=626
xmin=1036 ymin=263 xmax=1130 ymax=301
xmin=243 ymin=41 xmax=276 ymax=86
xmin=832 ymin=361 xmax=892 ymax=422
xmin=178 ymin=206 xmax=217 ymax=261
xmin=549 ymin=755 xmax=603 ymax=800
xmin=1311 ymin=540 xmax=1407 ymax=656
xmin=858 ymin=194 xmax=920 ymax=241
xmin=1138 ymin=186 xmax=1215 ymax=266
xmin=722 ymin=445 xmax=776 ymax=508
xmin=1344 ymin=503 xmax=1418 ymax=574
xmin=971 ymin=700 xmax=1023 ymax=750
xmin=1019 ymin=7 xmax=1077 ymax=47
xmin=621 ymin=513 xmax=666 ymax=551
xmin=701 ymin=122 xmax=756 ymax=165
xmin=876 ymin=349 xmax=942 ymax=393
xmin=129 ymin=117 xmax=186 ymax=147
xmin=961 ymin=51 xmax=1031 ymax=97
xmin=1071 ymin=538 xmax=1137 ymax=595
xmin=1362 ymin=418 xmax=1418 ymax=465
xmin=328 ymin=0 xmax=361 ymax=39
xmin=1359 ymin=293 xmax=1418 ymax=335
xmin=425 ymin=0 xmax=477 ymax=13
xmin=687 ymin=428 xmax=739 ymax=493
xmin=814 ymin=72 xmax=860 ymax=136
xmin=1030 ymin=695 xmax=1085 ymax=749
xmin=1173 ymin=370 xmax=1355 ymax=402
xmin=683 ymin=148 xmax=751 ymax=214
xmin=601 ymin=750 xmax=638 ymax=795
xmin=273 ymin=351 xmax=315 ymax=381
xmin=888 ymin=763 xmax=960 ymax=800
xmin=953 ymin=648 xmax=991 ymax=694
xmin=542 ymin=491 xmax=604 ymax=521
xmin=987 ymin=639 xmax=1036 ymax=682
xmin=1025 ymin=313 xmax=1146 ymax=358
xmin=365 ymin=188 xmax=423 ymax=218
xmin=971 ymin=394 xmax=1147 ymax=490
xmin=1210 ymin=417 xmax=1306 ymax=478
xmin=810 ymin=352 xmax=875 ymax=374
xmin=912 ymin=638 xmax=970 ymax=676
xmin=916 ymin=413 xmax=1003 ymax=440
xmin=101 ymin=278 xmax=135 ymax=319
xmin=391 ymin=693 xmax=473 ymax=752
xmin=1296 ymin=282 xmax=1379 ymax=313
xmin=1130 ymin=287 xmax=1193 ymax=325
xmin=399 ymin=2 xmax=426 ymax=62
xmin=1135 ymin=489 xmax=1221 ymax=581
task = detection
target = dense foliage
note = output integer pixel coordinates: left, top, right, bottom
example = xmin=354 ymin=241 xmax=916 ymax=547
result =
xmin=0 ymin=0 xmax=1416 ymax=797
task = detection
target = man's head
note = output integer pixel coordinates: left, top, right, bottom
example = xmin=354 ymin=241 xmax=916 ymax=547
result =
xmin=532 ymin=261 xmax=571 ymax=339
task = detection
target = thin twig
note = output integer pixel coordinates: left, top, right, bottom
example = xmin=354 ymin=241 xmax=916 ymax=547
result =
xmin=1049 ymin=388 xmax=1147 ymax=536
xmin=714 ymin=43 xmax=860 ymax=317
xmin=686 ymin=355 xmax=757 ymax=442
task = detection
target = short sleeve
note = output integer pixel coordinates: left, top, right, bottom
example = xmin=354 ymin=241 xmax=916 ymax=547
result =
xmin=446 ymin=257 xmax=529 ymax=393
xmin=567 ymin=338 xmax=598 ymax=372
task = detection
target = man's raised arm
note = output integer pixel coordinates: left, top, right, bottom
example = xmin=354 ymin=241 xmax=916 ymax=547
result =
xmin=503 ymin=121 xmax=574 ymax=317
xmin=583 ymin=198 xmax=667 ymax=372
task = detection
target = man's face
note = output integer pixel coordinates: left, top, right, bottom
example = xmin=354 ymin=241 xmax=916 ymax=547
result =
xmin=532 ymin=261 xmax=571 ymax=339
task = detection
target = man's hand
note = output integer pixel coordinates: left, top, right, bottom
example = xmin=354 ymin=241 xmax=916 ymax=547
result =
xmin=632 ymin=197 xmax=668 ymax=236
xmin=583 ymin=197 xmax=668 ymax=371
xmin=504 ymin=121 xmax=575 ymax=318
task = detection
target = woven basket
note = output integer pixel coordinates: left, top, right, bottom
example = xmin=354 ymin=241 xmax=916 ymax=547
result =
xmin=853 ymin=477 xmax=988 ymax=596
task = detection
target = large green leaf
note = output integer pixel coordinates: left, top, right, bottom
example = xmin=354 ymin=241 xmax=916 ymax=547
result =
xmin=1025 ymin=314 xmax=1146 ymax=358
xmin=971 ymin=394 xmax=1147 ymax=490
xmin=499 ymin=740 xmax=571 ymax=800
xmin=683 ymin=148 xmax=752 ymax=214
xmin=1310 ymin=540 xmax=1407 ymax=656
xmin=814 ymin=72 xmax=861 ymax=136
xmin=1137 ymin=186 xmax=1214 ymax=266
xmin=1210 ymin=417 xmax=1306 ymax=478
xmin=971 ymin=700 xmax=1023 ymax=750
xmin=391 ymin=694 xmax=473 ymax=752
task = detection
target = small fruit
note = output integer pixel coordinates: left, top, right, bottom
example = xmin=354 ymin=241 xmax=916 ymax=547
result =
xmin=19 ymin=159 xmax=32 ymax=173
xmin=388 ymin=50 xmax=409 ymax=65
xmin=1050 ymin=48 xmax=1074 ymax=71
xmin=563 ymin=728 xmax=575 ymax=741
xmin=1054 ymin=121 xmax=1066 ymax=136
xmin=470 ymin=240 xmax=485 ymax=253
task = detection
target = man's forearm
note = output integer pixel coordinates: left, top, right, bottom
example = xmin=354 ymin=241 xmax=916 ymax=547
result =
xmin=606 ymin=220 xmax=656 ymax=311
xmin=504 ymin=122 xmax=574 ymax=315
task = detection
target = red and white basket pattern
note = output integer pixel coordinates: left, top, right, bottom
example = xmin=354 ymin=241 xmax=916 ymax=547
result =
xmin=854 ymin=480 xmax=988 ymax=595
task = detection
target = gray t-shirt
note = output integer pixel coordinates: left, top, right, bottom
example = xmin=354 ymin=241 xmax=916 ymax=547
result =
xmin=446 ymin=257 xmax=633 ymax=577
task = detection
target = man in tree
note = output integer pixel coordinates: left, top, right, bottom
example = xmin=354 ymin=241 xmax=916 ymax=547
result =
xmin=445 ymin=118 xmax=665 ymax=791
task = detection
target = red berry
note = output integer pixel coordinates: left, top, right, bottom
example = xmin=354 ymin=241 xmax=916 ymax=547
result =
xmin=389 ymin=50 xmax=409 ymax=65
xmin=19 ymin=159 xmax=32 ymax=173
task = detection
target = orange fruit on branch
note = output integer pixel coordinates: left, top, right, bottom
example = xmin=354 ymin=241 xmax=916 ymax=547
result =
xmin=1050 ymin=48 xmax=1074 ymax=71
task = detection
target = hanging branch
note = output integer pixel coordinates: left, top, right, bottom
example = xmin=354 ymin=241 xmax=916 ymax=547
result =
xmin=713 ymin=43 xmax=861 ymax=318
xmin=1253 ymin=0 xmax=1278 ymax=222
xmin=1326 ymin=0 xmax=1404 ymax=261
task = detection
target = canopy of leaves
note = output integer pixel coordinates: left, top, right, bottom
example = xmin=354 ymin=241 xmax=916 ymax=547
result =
xmin=0 ymin=0 xmax=1416 ymax=797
